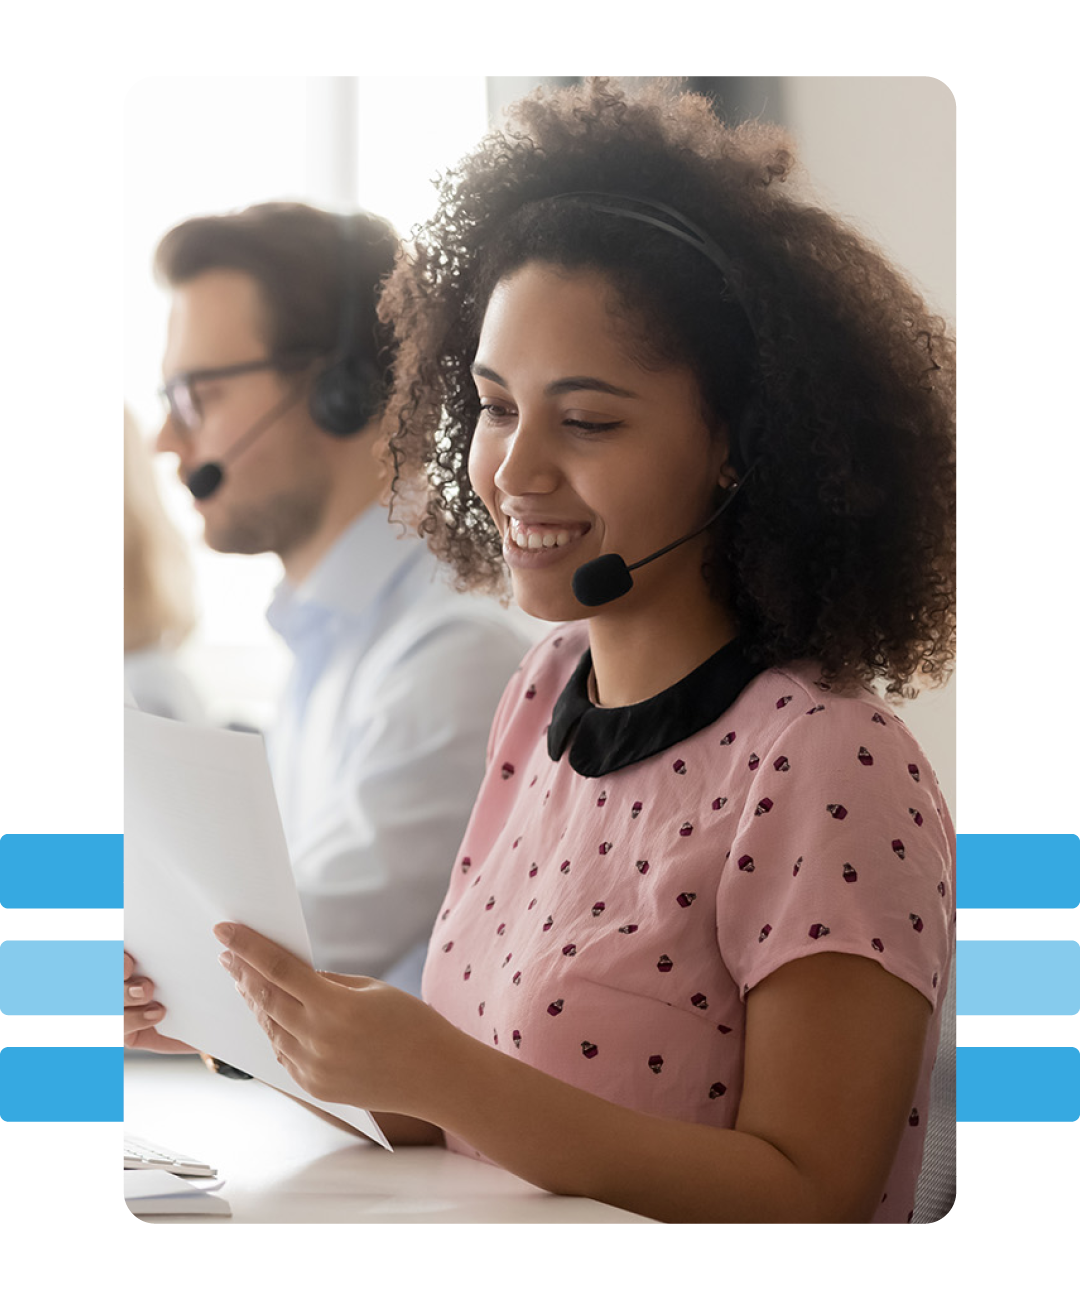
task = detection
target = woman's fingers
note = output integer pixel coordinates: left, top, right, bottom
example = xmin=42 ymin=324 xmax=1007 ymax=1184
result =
xmin=124 ymin=995 xmax=180 ymax=1050
xmin=320 ymin=971 xmax=376 ymax=990
xmin=222 ymin=950 xmax=307 ymax=1037
xmin=126 ymin=1000 xmax=164 ymax=1022
xmin=223 ymin=953 xmax=308 ymax=1079
xmin=122 ymin=954 xmax=195 ymax=1054
xmin=255 ymin=1007 xmax=303 ymax=1070
xmin=125 ymin=975 xmax=153 ymax=1005
xmin=124 ymin=964 xmax=161 ymax=1038
xmin=214 ymin=923 xmax=319 ymax=1004
xmin=124 ymin=1001 xmax=165 ymax=1039
xmin=126 ymin=1023 xmax=197 ymax=1054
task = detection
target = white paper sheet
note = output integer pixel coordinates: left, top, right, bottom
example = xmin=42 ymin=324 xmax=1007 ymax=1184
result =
xmin=124 ymin=707 xmax=389 ymax=1148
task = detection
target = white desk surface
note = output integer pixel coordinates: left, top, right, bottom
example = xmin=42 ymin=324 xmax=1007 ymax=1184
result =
xmin=125 ymin=1055 xmax=653 ymax=1224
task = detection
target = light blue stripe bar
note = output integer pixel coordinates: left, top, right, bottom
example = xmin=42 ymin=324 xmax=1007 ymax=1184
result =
xmin=0 ymin=941 xmax=124 ymax=1014
xmin=957 ymin=1047 xmax=1080 ymax=1121
xmin=0 ymin=834 xmax=123 ymax=909
xmin=956 ymin=834 xmax=1079 ymax=909
xmin=0 ymin=1047 xmax=123 ymax=1121
xmin=956 ymin=940 xmax=1080 ymax=1015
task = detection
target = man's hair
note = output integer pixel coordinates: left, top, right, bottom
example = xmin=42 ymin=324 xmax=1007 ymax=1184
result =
xmin=380 ymin=78 xmax=956 ymax=697
xmin=155 ymin=201 xmax=398 ymax=381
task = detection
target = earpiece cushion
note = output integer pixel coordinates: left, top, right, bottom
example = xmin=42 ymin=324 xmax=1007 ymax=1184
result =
xmin=309 ymin=357 xmax=382 ymax=437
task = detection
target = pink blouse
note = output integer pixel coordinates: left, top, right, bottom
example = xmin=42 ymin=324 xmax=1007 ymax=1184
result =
xmin=422 ymin=624 xmax=955 ymax=1223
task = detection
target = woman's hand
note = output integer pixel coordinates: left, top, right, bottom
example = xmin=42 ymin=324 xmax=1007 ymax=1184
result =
xmin=215 ymin=927 xmax=932 ymax=1222
xmin=214 ymin=923 xmax=456 ymax=1118
xmin=123 ymin=951 xmax=196 ymax=1053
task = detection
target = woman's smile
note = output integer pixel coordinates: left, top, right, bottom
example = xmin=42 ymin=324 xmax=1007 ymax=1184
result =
xmin=502 ymin=516 xmax=592 ymax=567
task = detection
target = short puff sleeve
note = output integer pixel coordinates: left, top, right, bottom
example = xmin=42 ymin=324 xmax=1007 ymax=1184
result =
xmin=714 ymin=695 xmax=953 ymax=1010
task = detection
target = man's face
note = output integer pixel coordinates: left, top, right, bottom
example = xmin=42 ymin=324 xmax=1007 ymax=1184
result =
xmin=157 ymin=269 xmax=332 ymax=559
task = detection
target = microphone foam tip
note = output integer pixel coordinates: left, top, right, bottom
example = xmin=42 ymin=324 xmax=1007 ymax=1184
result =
xmin=187 ymin=463 xmax=223 ymax=501
xmin=572 ymin=554 xmax=634 ymax=607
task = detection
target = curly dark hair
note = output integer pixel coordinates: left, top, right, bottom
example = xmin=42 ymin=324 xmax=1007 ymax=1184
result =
xmin=379 ymin=78 xmax=955 ymax=697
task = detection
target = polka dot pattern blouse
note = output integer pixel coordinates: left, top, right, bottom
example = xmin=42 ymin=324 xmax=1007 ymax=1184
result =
xmin=422 ymin=625 xmax=955 ymax=1223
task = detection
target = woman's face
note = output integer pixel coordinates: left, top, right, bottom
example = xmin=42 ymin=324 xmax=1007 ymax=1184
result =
xmin=468 ymin=261 xmax=729 ymax=623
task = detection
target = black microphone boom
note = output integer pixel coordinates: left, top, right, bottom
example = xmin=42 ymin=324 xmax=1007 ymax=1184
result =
xmin=571 ymin=479 xmax=747 ymax=608
xmin=183 ymin=389 xmax=305 ymax=502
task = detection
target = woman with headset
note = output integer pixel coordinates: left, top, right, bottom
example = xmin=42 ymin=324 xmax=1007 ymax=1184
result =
xmin=149 ymin=79 xmax=956 ymax=1222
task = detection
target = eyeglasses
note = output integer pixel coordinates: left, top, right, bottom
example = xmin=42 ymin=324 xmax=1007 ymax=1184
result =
xmin=158 ymin=358 xmax=284 ymax=432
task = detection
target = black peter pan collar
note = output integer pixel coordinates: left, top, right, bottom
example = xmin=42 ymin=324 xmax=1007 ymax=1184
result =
xmin=547 ymin=638 xmax=763 ymax=778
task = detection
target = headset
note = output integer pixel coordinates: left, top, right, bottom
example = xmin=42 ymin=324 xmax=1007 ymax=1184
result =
xmin=185 ymin=212 xmax=391 ymax=500
xmin=535 ymin=193 xmax=765 ymax=606
xmin=307 ymin=211 xmax=388 ymax=437
xmin=547 ymin=191 xmax=764 ymax=477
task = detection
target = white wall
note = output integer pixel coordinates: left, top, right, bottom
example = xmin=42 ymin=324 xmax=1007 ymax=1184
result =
xmin=783 ymin=77 xmax=956 ymax=816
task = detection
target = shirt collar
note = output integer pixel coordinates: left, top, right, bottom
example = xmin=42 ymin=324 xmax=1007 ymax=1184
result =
xmin=266 ymin=505 xmax=426 ymax=650
xmin=547 ymin=637 xmax=763 ymax=777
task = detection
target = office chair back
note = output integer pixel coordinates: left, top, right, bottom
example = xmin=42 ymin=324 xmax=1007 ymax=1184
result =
xmin=911 ymin=960 xmax=957 ymax=1222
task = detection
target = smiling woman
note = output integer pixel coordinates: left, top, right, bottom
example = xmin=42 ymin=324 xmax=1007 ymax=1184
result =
xmin=210 ymin=77 xmax=957 ymax=1225
xmin=382 ymin=82 xmax=954 ymax=701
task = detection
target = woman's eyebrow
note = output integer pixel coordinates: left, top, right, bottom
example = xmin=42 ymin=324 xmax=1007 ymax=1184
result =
xmin=470 ymin=362 xmax=508 ymax=386
xmin=470 ymin=362 xmax=637 ymax=400
xmin=546 ymin=375 xmax=638 ymax=399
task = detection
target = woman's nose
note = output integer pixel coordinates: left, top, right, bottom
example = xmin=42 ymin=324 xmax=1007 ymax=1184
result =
xmin=492 ymin=422 xmax=561 ymax=498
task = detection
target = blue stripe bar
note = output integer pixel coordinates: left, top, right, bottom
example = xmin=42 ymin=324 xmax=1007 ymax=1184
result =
xmin=0 ymin=941 xmax=124 ymax=1014
xmin=956 ymin=834 xmax=1080 ymax=909
xmin=0 ymin=1047 xmax=123 ymax=1121
xmin=957 ymin=1047 xmax=1080 ymax=1121
xmin=0 ymin=834 xmax=123 ymax=909
xmin=956 ymin=940 xmax=1080 ymax=1015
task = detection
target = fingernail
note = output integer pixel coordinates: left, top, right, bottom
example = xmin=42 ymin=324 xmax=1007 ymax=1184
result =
xmin=215 ymin=923 xmax=235 ymax=944
xmin=129 ymin=984 xmax=146 ymax=1000
xmin=143 ymin=1008 xmax=164 ymax=1022
xmin=218 ymin=951 xmax=234 ymax=973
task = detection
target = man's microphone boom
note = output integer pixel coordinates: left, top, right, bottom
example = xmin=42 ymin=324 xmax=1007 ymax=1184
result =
xmin=184 ymin=389 xmax=305 ymax=501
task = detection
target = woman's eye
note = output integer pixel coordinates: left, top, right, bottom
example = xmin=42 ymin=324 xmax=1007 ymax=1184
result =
xmin=479 ymin=402 xmax=515 ymax=423
xmin=564 ymin=418 xmax=623 ymax=434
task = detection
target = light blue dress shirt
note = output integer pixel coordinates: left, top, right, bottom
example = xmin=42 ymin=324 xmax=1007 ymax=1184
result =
xmin=265 ymin=505 xmax=530 ymax=988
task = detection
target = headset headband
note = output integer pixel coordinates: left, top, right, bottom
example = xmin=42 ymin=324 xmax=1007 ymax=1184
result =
xmin=542 ymin=190 xmax=761 ymax=474
xmin=332 ymin=212 xmax=363 ymax=366
xmin=546 ymin=191 xmax=751 ymax=329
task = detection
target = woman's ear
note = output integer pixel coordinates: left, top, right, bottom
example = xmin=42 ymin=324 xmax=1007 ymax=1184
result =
xmin=711 ymin=419 xmax=739 ymax=490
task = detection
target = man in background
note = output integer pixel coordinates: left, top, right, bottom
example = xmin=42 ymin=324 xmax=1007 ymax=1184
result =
xmin=147 ymin=201 xmax=527 ymax=996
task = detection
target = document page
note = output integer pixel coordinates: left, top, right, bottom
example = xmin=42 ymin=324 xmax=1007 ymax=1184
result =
xmin=124 ymin=706 xmax=389 ymax=1149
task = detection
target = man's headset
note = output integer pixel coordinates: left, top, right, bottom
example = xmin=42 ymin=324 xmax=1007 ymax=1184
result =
xmin=308 ymin=211 xmax=389 ymax=437
xmin=186 ymin=212 xmax=390 ymax=500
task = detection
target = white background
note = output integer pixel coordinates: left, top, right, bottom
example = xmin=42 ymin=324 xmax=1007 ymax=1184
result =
xmin=1 ymin=6 xmax=1077 ymax=1296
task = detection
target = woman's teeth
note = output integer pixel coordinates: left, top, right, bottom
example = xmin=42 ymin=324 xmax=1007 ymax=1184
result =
xmin=509 ymin=523 xmax=575 ymax=550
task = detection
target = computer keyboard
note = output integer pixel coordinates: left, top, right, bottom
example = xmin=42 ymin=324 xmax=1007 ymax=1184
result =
xmin=124 ymin=1133 xmax=218 ymax=1177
